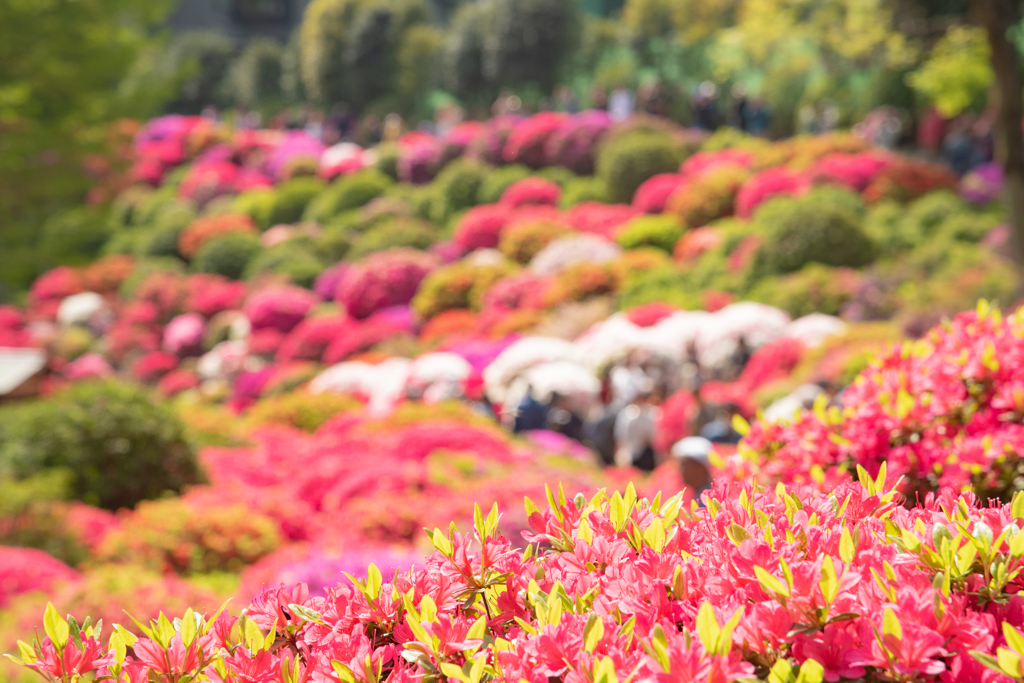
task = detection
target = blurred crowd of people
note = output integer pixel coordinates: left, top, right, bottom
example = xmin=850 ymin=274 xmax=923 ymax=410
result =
xmin=493 ymin=337 xmax=841 ymax=503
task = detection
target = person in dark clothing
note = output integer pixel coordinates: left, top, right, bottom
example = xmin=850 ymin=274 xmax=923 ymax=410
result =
xmin=545 ymin=392 xmax=583 ymax=441
xmin=700 ymin=404 xmax=742 ymax=445
xmin=513 ymin=385 xmax=548 ymax=433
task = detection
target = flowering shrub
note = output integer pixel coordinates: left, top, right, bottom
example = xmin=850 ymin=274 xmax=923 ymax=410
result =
xmin=735 ymin=168 xmax=812 ymax=219
xmin=245 ymin=286 xmax=318 ymax=333
xmin=498 ymin=178 xmax=561 ymax=209
xmin=615 ymin=215 xmax=685 ymax=254
xmin=544 ymin=110 xmax=612 ymax=174
xmin=178 ymin=214 xmax=259 ymax=259
xmin=131 ymin=351 xmax=179 ymax=383
xmin=412 ymin=261 xmax=518 ymax=320
xmin=245 ymin=390 xmax=362 ymax=432
xmin=810 ymin=151 xmax=891 ymax=191
xmin=667 ymin=164 xmax=751 ymax=229
xmin=336 ymin=249 xmax=439 ymax=320
xmin=0 ymin=547 xmax=79 ymax=607
xmin=498 ymin=220 xmax=571 ymax=263
xmin=861 ymin=156 xmax=958 ymax=203
xmin=184 ymin=274 xmax=247 ymax=318
xmin=564 ymin=202 xmax=639 ymax=238
xmin=97 ymin=498 xmax=283 ymax=574
xmin=632 ymin=173 xmax=686 ymax=214
xmin=743 ymin=303 xmax=1024 ymax=500
xmin=275 ymin=315 xmax=351 ymax=364
xmin=163 ymin=313 xmax=206 ymax=356
xmin=503 ymin=112 xmax=565 ymax=168
xmin=452 ymin=205 xmax=511 ymax=252
xmin=17 ymin=479 xmax=1024 ymax=683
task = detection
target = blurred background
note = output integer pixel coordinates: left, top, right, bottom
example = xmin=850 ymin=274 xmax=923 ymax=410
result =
xmin=0 ymin=0 xmax=1003 ymax=301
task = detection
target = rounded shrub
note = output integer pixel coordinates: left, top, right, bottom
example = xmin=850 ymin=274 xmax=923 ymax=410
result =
xmin=746 ymin=263 xmax=862 ymax=317
xmin=246 ymin=390 xmax=362 ymax=432
xmin=302 ymin=169 xmax=393 ymax=223
xmin=269 ymin=177 xmax=325 ymax=226
xmin=412 ymin=260 xmax=517 ymax=319
xmin=560 ymin=177 xmax=610 ymax=208
xmin=596 ymin=131 xmax=685 ymax=204
xmin=535 ymin=166 xmax=576 ymax=187
xmin=375 ymin=143 xmax=401 ymax=180
xmin=499 ymin=220 xmax=571 ymax=263
xmin=97 ymin=498 xmax=282 ymax=574
xmin=348 ymin=217 xmax=437 ymax=259
xmin=178 ymin=213 xmax=259 ymax=259
xmin=615 ymin=215 xmax=685 ymax=254
xmin=243 ymin=241 xmax=325 ymax=288
xmin=477 ymin=165 xmax=531 ymax=204
xmin=905 ymin=190 xmax=972 ymax=238
xmin=233 ymin=189 xmax=278 ymax=230
xmin=618 ymin=265 xmax=703 ymax=311
xmin=191 ymin=233 xmax=261 ymax=279
xmin=0 ymin=380 xmax=201 ymax=510
xmin=431 ymin=159 xmax=490 ymax=221
xmin=667 ymin=164 xmax=751 ymax=229
xmin=749 ymin=189 xmax=877 ymax=278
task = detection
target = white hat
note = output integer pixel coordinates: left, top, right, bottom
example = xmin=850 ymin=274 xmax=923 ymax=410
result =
xmin=672 ymin=436 xmax=712 ymax=465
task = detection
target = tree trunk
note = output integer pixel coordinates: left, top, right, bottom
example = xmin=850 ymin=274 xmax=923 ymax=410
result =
xmin=974 ymin=0 xmax=1024 ymax=278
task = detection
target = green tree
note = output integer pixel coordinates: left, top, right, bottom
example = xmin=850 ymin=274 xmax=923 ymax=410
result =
xmin=482 ymin=0 xmax=583 ymax=92
xmin=0 ymin=0 xmax=174 ymax=301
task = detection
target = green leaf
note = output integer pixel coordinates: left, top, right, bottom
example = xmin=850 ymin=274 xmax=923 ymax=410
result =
xmin=594 ymin=656 xmax=617 ymax=683
xmin=180 ymin=608 xmax=196 ymax=647
xmin=644 ymin=518 xmax=666 ymax=552
xmin=839 ymin=527 xmax=855 ymax=564
xmin=731 ymin=414 xmax=750 ymax=436
xmin=694 ymin=602 xmax=720 ymax=654
xmin=583 ymin=614 xmax=605 ymax=653
xmin=288 ymin=604 xmax=325 ymax=625
xmin=754 ymin=566 xmax=791 ymax=599
xmin=366 ymin=564 xmax=383 ymax=601
xmin=882 ymin=607 xmax=902 ymax=641
xmin=999 ymin=648 xmax=1024 ymax=679
xmin=1005 ymin=622 xmax=1024 ymax=656
xmin=794 ymin=659 xmax=825 ymax=683
xmin=43 ymin=603 xmax=69 ymax=649
xmin=767 ymin=659 xmax=793 ymax=683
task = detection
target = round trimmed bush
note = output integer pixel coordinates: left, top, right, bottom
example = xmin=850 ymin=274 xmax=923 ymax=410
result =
xmin=596 ymin=131 xmax=685 ymax=204
xmin=615 ymin=215 xmax=685 ymax=254
xmin=348 ymin=217 xmax=438 ymax=259
xmin=191 ymin=233 xmax=261 ymax=279
xmin=302 ymin=169 xmax=393 ymax=223
xmin=618 ymin=265 xmax=703 ymax=311
xmin=375 ymin=143 xmax=401 ymax=180
xmin=535 ymin=166 xmax=576 ymax=187
xmin=499 ymin=220 xmax=571 ymax=263
xmin=233 ymin=189 xmax=278 ymax=230
xmin=243 ymin=241 xmax=325 ymax=288
xmin=749 ymin=189 xmax=877 ymax=278
xmin=269 ymin=177 xmax=325 ymax=226
xmin=746 ymin=263 xmax=862 ymax=317
xmin=667 ymin=164 xmax=751 ymax=229
xmin=431 ymin=159 xmax=490 ymax=220
xmin=477 ymin=165 xmax=531 ymax=204
xmin=0 ymin=380 xmax=200 ymax=510
xmin=560 ymin=177 xmax=610 ymax=208
xmin=412 ymin=260 xmax=518 ymax=319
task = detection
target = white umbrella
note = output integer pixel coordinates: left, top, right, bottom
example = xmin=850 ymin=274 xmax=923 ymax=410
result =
xmin=408 ymin=352 xmax=472 ymax=387
xmin=522 ymin=360 xmax=601 ymax=402
xmin=784 ymin=314 xmax=847 ymax=349
xmin=483 ymin=336 xmax=577 ymax=403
